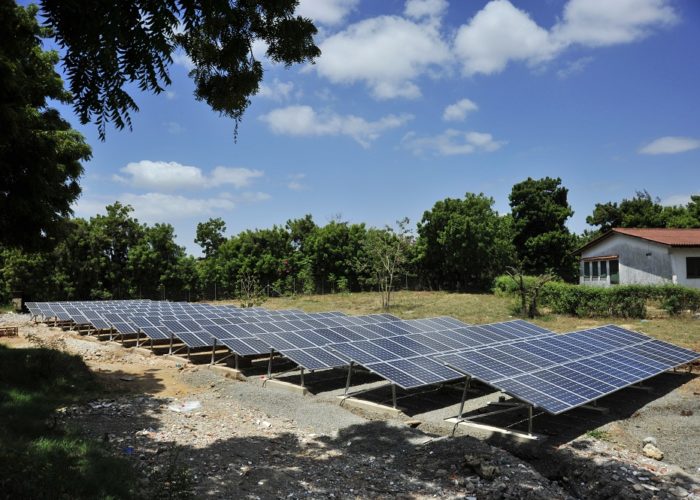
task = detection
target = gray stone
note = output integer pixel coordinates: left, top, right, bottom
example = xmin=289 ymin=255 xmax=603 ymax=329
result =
xmin=643 ymin=436 xmax=657 ymax=446
xmin=669 ymin=486 xmax=689 ymax=497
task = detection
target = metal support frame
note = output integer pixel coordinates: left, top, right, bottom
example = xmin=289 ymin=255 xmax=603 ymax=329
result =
xmin=391 ymin=384 xmax=397 ymax=409
xmin=210 ymin=339 xmax=217 ymax=365
xmin=449 ymin=402 xmax=535 ymax=438
xmin=300 ymin=367 xmax=305 ymax=388
xmin=344 ymin=362 xmax=354 ymax=396
xmin=267 ymin=349 xmax=274 ymax=378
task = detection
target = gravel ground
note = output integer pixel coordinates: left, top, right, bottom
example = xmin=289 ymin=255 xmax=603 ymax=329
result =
xmin=3 ymin=314 xmax=700 ymax=499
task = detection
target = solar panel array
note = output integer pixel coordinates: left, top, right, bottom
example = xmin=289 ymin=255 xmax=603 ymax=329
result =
xmin=437 ymin=325 xmax=700 ymax=414
xmin=25 ymin=300 xmax=699 ymax=415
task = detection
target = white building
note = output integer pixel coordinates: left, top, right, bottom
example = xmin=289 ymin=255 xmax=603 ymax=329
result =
xmin=575 ymin=228 xmax=700 ymax=288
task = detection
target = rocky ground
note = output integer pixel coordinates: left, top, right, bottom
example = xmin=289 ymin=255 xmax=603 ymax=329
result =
xmin=2 ymin=313 xmax=699 ymax=499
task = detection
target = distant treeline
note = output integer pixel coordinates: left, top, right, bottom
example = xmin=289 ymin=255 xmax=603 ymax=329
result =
xmin=1 ymin=179 xmax=699 ymax=303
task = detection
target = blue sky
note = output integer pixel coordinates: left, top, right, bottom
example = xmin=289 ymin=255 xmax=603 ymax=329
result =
xmin=44 ymin=0 xmax=700 ymax=255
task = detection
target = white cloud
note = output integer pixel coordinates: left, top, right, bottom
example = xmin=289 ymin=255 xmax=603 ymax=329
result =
xmin=443 ymin=98 xmax=478 ymax=122
xmin=172 ymin=52 xmax=194 ymax=71
xmin=74 ymin=193 xmax=237 ymax=223
xmin=453 ymin=0 xmax=677 ymax=76
xmin=165 ymin=91 xmax=176 ymax=100
xmin=164 ymin=121 xmax=184 ymax=134
xmin=639 ymin=136 xmax=700 ymax=155
xmin=209 ymin=167 xmax=264 ymax=188
xmin=287 ymin=173 xmax=308 ymax=191
xmin=402 ymin=129 xmax=506 ymax=156
xmin=454 ymin=0 xmax=559 ymax=76
xmin=314 ymin=15 xmax=450 ymax=99
xmin=259 ymin=105 xmax=413 ymax=147
xmin=258 ymin=79 xmax=296 ymax=101
xmin=297 ymin=0 xmax=359 ymax=26
xmin=121 ymin=193 xmax=236 ymax=222
xmin=115 ymin=160 xmax=264 ymax=190
xmin=231 ymin=191 xmax=272 ymax=203
xmin=557 ymin=56 xmax=594 ymax=79
xmin=404 ymin=0 xmax=448 ymax=22
xmin=661 ymin=194 xmax=698 ymax=207
xmin=552 ymin=0 xmax=677 ymax=47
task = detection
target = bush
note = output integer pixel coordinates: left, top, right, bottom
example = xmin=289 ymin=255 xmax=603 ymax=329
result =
xmin=493 ymin=275 xmax=700 ymax=319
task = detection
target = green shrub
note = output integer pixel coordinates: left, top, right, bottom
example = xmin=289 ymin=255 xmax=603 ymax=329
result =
xmin=493 ymin=275 xmax=700 ymax=319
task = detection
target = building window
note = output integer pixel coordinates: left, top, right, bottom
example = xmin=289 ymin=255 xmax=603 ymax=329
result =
xmin=609 ymin=259 xmax=620 ymax=285
xmin=688 ymin=257 xmax=700 ymax=279
xmin=592 ymin=261 xmax=599 ymax=278
xmin=600 ymin=261 xmax=608 ymax=278
xmin=584 ymin=261 xmax=590 ymax=278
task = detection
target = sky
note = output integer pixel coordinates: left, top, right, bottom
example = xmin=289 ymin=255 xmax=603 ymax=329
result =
xmin=42 ymin=0 xmax=700 ymax=255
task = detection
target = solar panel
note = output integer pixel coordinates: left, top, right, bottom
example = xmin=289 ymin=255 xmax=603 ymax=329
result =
xmin=436 ymin=325 xmax=699 ymax=414
xmin=328 ymin=320 xmax=553 ymax=390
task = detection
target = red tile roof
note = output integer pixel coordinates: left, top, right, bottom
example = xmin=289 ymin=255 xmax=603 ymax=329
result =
xmin=574 ymin=228 xmax=700 ymax=254
xmin=611 ymin=228 xmax=700 ymax=246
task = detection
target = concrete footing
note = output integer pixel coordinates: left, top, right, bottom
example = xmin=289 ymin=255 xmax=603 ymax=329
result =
xmin=338 ymin=396 xmax=403 ymax=417
xmin=264 ymin=378 xmax=308 ymax=396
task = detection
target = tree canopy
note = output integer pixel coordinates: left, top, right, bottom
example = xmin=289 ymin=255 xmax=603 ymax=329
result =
xmin=0 ymin=2 xmax=91 ymax=249
xmin=509 ymin=177 xmax=577 ymax=280
xmin=40 ymin=0 xmax=321 ymax=139
xmin=417 ymin=193 xmax=514 ymax=290
xmin=587 ymin=191 xmax=700 ymax=232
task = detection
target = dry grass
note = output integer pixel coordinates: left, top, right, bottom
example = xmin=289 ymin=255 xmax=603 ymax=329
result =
xmin=255 ymin=291 xmax=700 ymax=350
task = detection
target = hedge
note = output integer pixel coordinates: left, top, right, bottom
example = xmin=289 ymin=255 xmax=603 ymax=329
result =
xmin=493 ymin=276 xmax=700 ymax=319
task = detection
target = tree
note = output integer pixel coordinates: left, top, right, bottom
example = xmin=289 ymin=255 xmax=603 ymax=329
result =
xmin=306 ymin=221 xmax=368 ymax=293
xmin=509 ymin=177 xmax=577 ymax=281
xmin=417 ymin=193 xmax=515 ymax=290
xmin=586 ymin=191 xmax=700 ymax=232
xmin=0 ymin=2 xmax=91 ymax=249
xmin=195 ymin=217 xmax=227 ymax=258
xmin=41 ymin=0 xmax=321 ymax=139
xmin=358 ymin=219 xmax=413 ymax=309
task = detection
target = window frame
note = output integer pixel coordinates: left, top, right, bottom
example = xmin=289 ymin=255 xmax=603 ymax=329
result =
xmin=688 ymin=257 xmax=700 ymax=279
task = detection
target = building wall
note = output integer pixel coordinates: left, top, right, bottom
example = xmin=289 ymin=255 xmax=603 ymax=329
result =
xmin=669 ymin=247 xmax=700 ymax=288
xmin=580 ymin=234 xmax=672 ymax=286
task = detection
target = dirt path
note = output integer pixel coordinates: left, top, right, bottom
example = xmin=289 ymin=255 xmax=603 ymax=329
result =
xmin=2 ymin=313 xmax=699 ymax=499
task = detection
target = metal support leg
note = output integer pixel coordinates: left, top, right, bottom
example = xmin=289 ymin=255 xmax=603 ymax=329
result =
xmin=234 ymin=354 xmax=239 ymax=371
xmin=210 ymin=339 xmax=217 ymax=365
xmin=169 ymin=334 xmax=174 ymax=355
xmin=391 ymin=384 xmax=397 ymax=409
xmin=528 ymin=405 xmax=533 ymax=435
xmin=267 ymin=350 xmax=274 ymax=378
xmin=458 ymin=376 xmax=470 ymax=419
xmin=344 ymin=362 xmax=354 ymax=396
xmin=300 ymin=367 xmax=305 ymax=388
xmin=187 ymin=347 xmax=191 ymax=361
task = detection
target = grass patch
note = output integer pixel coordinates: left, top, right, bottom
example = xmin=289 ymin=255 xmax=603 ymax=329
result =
xmin=0 ymin=303 xmax=13 ymax=313
xmin=585 ymin=429 xmax=611 ymax=441
xmin=256 ymin=291 xmax=700 ymax=350
xmin=0 ymin=344 xmax=140 ymax=498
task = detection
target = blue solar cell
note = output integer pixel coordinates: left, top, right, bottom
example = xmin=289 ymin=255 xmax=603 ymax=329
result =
xmin=371 ymin=338 xmax=420 ymax=358
xmin=365 ymin=362 xmax=423 ymax=389
xmin=410 ymin=356 xmax=464 ymax=381
xmin=141 ymin=326 xmax=170 ymax=340
xmin=282 ymin=349 xmax=329 ymax=371
xmin=389 ymin=335 xmax=437 ymax=355
xmin=314 ymin=329 xmax=349 ymax=344
xmin=302 ymin=347 xmax=347 ymax=368
xmin=332 ymin=343 xmax=382 ymax=364
xmin=347 ymin=340 xmax=397 ymax=361
xmin=406 ymin=333 xmax=453 ymax=352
